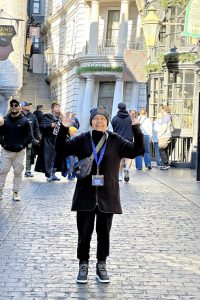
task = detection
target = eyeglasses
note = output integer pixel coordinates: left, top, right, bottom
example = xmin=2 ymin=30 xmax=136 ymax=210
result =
xmin=10 ymin=104 xmax=19 ymax=107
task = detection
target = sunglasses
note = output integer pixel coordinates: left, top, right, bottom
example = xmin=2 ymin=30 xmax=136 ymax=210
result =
xmin=10 ymin=104 xmax=19 ymax=107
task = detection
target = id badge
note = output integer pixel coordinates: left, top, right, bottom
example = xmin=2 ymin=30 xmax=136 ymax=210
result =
xmin=92 ymin=175 xmax=104 ymax=186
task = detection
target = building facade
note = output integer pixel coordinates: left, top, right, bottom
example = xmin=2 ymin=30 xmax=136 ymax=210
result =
xmin=0 ymin=0 xmax=27 ymax=115
xmin=44 ymin=0 xmax=147 ymax=131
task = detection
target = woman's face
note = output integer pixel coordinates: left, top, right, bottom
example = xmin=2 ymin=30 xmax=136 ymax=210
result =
xmin=91 ymin=114 xmax=108 ymax=132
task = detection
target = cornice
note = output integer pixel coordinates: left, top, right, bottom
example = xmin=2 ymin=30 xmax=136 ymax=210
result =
xmin=47 ymin=55 xmax=124 ymax=80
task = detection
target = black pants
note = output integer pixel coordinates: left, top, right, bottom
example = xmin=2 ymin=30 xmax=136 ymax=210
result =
xmin=76 ymin=207 xmax=113 ymax=262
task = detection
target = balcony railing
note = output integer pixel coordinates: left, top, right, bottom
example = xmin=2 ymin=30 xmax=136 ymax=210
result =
xmin=86 ymin=38 xmax=145 ymax=56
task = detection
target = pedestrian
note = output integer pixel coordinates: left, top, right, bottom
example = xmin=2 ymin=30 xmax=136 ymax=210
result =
xmin=152 ymin=113 xmax=163 ymax=167
xmin=129 ymin=108 xmax=139 ymax=170
xmin=33 ymin=104 xmax=44 ymax=125
xmin=65 ymin=126 xmax=78 ymax=180
xmin=71 ymin=113 xmax=80 ymax=129
xmin=21 ymin=101 xmax=41 ymax=177
xmin=64 ymin=106 xmax=144 ymax=284
xmin=0 ymin=99 xmax=32 ymax=201
xmin=158 ymin=106 xmax=173 ymax=170
xmin=35 ymin=101 xmax=68 ymax=181
xmin=135 ymin=108 xmax=152 ymax=170
xmin=111 ymin=102 xmax=133 ymax=182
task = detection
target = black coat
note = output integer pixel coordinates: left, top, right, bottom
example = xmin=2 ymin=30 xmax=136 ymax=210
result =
xmin=35 ymin=113 xmax=68 ymax=177
xmin=111 ymin=109 xmax=133 ymax=142
xmin=65 ymin=125 xmax=144 ymax=214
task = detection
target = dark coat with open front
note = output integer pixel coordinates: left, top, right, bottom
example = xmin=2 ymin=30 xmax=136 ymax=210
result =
xmin=65 ymin=125 xmax=144 ymax=214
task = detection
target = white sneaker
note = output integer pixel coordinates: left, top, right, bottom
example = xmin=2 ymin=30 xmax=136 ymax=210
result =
xmin=13 ymin=192 xmax=20 ymax=201
xmin=119 ymin=173 xmax=123 ymax=181
xmin=124 ymin=169 xmax=129 ymax=182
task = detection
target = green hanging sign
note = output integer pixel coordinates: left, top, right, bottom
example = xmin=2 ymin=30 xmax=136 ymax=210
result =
xmin=182 ymin=0 xmax=200 ymax=37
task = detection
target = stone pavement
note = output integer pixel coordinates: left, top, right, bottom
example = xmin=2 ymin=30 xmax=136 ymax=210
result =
xmin=0 ymin=167 xmax=200 ymax=299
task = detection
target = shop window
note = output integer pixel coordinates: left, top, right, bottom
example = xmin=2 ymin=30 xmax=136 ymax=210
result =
xmin=150 ymin=69 xmax=195 ymax=130
xmin=33 ymin=0 xmax=40 ymax=14
xmin=106 ymin=11 xmax=120 ymax=47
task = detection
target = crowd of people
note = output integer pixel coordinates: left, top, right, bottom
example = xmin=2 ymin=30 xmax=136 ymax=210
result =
xmin=0 ymin=99 xmax=173 ymax=284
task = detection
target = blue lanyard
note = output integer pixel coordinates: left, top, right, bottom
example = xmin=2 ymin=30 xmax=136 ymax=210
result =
xmin=91 ymin=139 xmax=106 ymax=172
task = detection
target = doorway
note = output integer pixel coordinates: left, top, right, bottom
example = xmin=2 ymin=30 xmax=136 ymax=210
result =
xmin=98 ymin=82 xmax=115 ymax=119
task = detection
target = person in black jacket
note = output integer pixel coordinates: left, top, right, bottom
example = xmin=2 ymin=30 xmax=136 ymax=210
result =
xmin=21 ymin=101 xmax=41 ymax=177
xmin=33 ymin=104 xmax=44 ymax=125
xmin=35 ymin=101 xmax=68 ymax=181
xmin=0 ymin=99 xmax=32 ymax=201
xmin=64 ymin=106 xmax=144 ymax=284
xmin=111 ymin=102 xmax=133 ymax=182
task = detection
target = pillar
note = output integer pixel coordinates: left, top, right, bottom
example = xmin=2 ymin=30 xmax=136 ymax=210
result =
xmin=111 ymin=77 xmax=123 ymax=119
xmin=76 ymin=78 xmax=86 ymax=123
xmin=118 ymin=0 xmax=129 ymax=56
xmin=80 ymin=76 xmax=95 ymax=132
xmin=88 ymin=0 xmax=100 ymax=54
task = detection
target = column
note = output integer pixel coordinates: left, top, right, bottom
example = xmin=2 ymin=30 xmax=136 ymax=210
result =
xmin=88 ymin=0 xmax=100 ymax=55
xmin=76 ymin=78 xmax=86 ymax=123
xmin=79 ymin=76 xmax=95 ymax=132
xmin=111 ymin=78 xmax=123 ymax=119
xmin=130 ymin=82 xmax=140 ymax=110
xmin=118 ymin=0 xmax=129 ymax=56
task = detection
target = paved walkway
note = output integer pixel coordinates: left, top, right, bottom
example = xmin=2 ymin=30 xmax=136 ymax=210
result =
xmin=0 ymin=167 xmax=200 ymax=299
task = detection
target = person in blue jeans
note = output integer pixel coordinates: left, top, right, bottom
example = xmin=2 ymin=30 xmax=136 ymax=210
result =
xmin=152 ymin=113 xmax=163 ymax=167
xmin=135 ymin=108 xmax=152 ymax=170
xmin=65 ymin=126 xmax=78 ymax=180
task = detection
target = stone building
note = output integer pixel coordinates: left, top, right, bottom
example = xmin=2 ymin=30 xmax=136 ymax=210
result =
xmin=44 ymin=0 xmax=147 ymax=131
xmin=0 ymin=0 xmax=27 ymax=115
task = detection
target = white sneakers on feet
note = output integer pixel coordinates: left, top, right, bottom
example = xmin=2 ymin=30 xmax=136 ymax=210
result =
xmin=13 ymin=192 xmax=20 ymax=201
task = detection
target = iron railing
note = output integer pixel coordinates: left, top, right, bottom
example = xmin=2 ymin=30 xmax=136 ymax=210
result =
xmin=151 ymin=136 xmax=193 ymax=166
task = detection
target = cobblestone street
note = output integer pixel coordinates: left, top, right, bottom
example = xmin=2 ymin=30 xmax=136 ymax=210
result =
xmin=0 ymin=167 xmax=200 ymax=299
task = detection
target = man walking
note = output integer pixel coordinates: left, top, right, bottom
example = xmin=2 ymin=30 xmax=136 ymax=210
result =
xmin=33 ymin=104 xmax=44 ymax=125
xmin=21 ymin=101 xmax=41 ymax=177
xmin=0 ymin=99 xmax=32 ymax=201
xmin=111 ymin=102 xmax=133 ymax=182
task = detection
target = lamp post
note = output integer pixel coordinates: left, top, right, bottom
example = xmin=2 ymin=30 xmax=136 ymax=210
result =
xmin=141 ymin=6 xmax=162 ymax=110
xmin=142 ymin=6 xmax=162 ymax=63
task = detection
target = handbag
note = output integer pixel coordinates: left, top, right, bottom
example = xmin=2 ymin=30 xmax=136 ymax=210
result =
xmin=73 ymin=134 xmax=106 ymax=179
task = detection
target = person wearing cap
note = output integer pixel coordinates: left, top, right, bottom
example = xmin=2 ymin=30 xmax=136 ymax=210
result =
xmin=63 ymin=106 xmax=144 ymax=284
xmin=35 ymin=101 xmax=68 ymax=182
xmin=33 ymin=105 xmax=44 ymax=125
xmin=111 ymin=102 xmax=133 ymax=182
xmin=21 ymin=101 xmax=41 ymax=177
xmin=0 ymin=99 xmax=32 ymax=201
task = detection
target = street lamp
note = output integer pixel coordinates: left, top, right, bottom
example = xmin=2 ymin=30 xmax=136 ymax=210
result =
xmin=142 ymin=6 xmax=162 ymax=48
xmin=141 ymin=6 xmax=162 ymax=110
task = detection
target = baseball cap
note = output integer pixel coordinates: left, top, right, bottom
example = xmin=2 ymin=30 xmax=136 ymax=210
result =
xmin=20 ymin=101 xmax=32 ymax=107
xmin=10 ymin=99 xmax=20 ymax=106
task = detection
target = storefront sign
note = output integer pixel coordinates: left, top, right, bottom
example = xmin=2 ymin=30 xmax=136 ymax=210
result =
xmin=0 ymin=25 xmax=16 ymax=46
xmin=182 ymin=0 xmax=200 ymax=37
xmin=0 ymin=25 xmax=16 ymax=61
xmin=29 ymin=26 xmax=40 ymax=38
